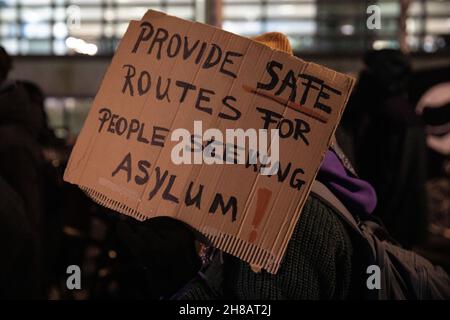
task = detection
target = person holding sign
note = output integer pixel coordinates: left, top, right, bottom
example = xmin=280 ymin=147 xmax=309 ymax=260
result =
xmin=117 ymin=33 xmax=378 ymax=300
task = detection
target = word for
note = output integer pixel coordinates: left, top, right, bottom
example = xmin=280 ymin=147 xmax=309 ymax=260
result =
xmin=257 ymin=106 xmax=310 ymax=145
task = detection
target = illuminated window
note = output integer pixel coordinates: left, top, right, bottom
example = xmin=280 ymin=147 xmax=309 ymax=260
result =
xmin=0 ymin=0 xmax=449 ymax=55
xmin=222 ymin=0 xmax=450 ymax=53
xmin=0 ymin=0 xmax=197 ymax=55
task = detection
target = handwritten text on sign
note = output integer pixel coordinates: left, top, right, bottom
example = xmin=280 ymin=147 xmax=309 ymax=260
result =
xmin=64 ymin=10 xmax=354 ymax=273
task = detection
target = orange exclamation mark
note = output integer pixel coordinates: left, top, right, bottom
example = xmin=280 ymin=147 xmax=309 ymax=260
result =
xmin=249 ymin=188 xmax=272 ymax=243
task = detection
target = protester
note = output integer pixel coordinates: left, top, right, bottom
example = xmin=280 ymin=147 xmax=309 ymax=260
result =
xmin=416 ymin=82 xmax=450 ymax=241
xmin=0 ymin=46 xmax=45 ymax=297
xmin=342 ymin=49 xmax=428 ymax=248
xmin=116 ymin=33 xmax=378 ymax=300
xmin=0 ymin=47 xmax=44 ymax=237
xmin=416 ymin=82 xmax=450 ymax=168
xmin=0 ymin=176 xmax=37 ymax=299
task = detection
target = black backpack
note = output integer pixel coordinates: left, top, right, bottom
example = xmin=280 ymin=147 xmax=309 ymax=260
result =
xmin=311 ymin=180 xmax=450 ymax=300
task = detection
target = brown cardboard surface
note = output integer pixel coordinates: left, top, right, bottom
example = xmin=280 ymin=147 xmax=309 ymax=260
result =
xmin=64 ymin=10 xmax=355 ymax=274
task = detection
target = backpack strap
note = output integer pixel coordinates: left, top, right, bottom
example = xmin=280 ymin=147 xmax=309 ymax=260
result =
xmin=311 ymin=180 xmax=382 ymax=299
xmin=310 ymin=180 xmax=382 ymax=258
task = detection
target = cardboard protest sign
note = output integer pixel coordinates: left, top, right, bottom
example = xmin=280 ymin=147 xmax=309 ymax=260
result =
xmin=64 ymin=10 xmax=355 ymax=274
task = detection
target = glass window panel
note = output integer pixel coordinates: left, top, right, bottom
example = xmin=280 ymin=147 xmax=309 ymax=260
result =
xmin=287 ymin=35 xmax=303 ymax=50
xmin=23 ymin=23 xmax=52 ymax=38
xmin=317 ymin=18 xmax=363 ymax=35
xmin=0 ymin=8 xmax=18 ymax=21
xmin=379 ymin=19 xmax=399 ymax=33
xmin=0 ymin=39 xmax=19 ymax=55
xmin=115 ymin=0 xmax=160 ymax=3
xmin=1 ymin=24 xmax=19 ymax=37
xmin=53 ymin=7 xmax=67 ymax=21
xmin=223 ymin=5 xmax=262 ymax=20
xmin=115 ymin=22 xmax=129 ymax=37
xmin=408 ymin=1 xmax=424 ymax=16
xmin=21 ymin=8 xmax=52 ymax=23
xmin=167 ymin=0 xmax=194 ymax=3
xmin=266 ymin=21 xmax=316 ymax=35
xmin=116 ymin=7 xmax=152 ymax=20
xmin=406 ymin=17 xmax=422 ymax=34
xmin=66 ymin=98 xmax=92 ymax=134
xmin=68 ymin=23 xmax=103 ymax=37
xmin=1 ymin=0 xmax=445 ymax=56
xmin=77 ymin=7 xmax=103 ymax=20
xmin=426 ymin=18 xmax=450 ymax=34
xmin=44 ymin=98 xmax=65 ymax=131
xmin=104 ymin=8 xmax=116 ymax=22
xmin=166 ymin=6 xmax=194 ymax=19
xmin=224 ymin=0 xmax=261 ymax=3
xmin=68 ymin=0 xmax=103 ymax=4
xmin=44 ymin=97 xmax=93 ymax=136
xmin=427 ymin=2 xmax=450 ymax=15
xmin=53 ymin=39 xmax=68 ymax=55
xmin=20 ymin=39 xmax=52 ymax=54
xmin=378 ymin=2 xmax=400 ymax=16
xmin=296 ymin=35 xmax=315 ymax=49
xmin=103 ymin=24 xmax=115 ymax=38
xmin=222 ymin=21 xmax=263 ymax=36
xmin=406 ymin=35 xmax=421 ymax=51
xmin=53 ymin=22 xmax=69 ymax=39
xmin=315 ymin=4 xmax=363 ymax=16
xmin=19 ymin=0 xmax=51 ymax=4
xmin=266 ymin=4 xmax=316 ymax=18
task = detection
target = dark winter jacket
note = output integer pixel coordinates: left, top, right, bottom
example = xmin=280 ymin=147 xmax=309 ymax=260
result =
xmin=0 ymin=176 xmax=38 ymax=299
xmin=0 ymin=80 xmax=44 ymax=232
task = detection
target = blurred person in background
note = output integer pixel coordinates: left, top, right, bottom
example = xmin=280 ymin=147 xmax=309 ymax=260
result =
xmin=0 ymin=46 xmax=44 ymax=297
xmin=342 ymin=49 xmax=428 ymax=248
xmin=416 ymin=83 xmax=450 ymax=241
xmin=0 ymin=175 xmax=36 ymax=299
xmin=416 ymin=82 xmax=450 ymax=177
xmin=17 ymin=79 xmax=68 ymax=297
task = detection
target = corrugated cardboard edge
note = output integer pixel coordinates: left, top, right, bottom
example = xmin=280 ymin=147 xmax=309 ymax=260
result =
xmin=81 ymin=185 xmax=148 ymax=221
xmin=80 ymin=184 xmax=277 ymax=271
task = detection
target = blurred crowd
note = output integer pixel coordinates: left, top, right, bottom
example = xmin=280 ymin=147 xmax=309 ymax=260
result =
xmin=0 ymin=45 xmax=449 ymax=299
xmin=341 ymin=49 xmax=450 ymax=250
